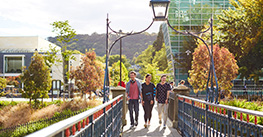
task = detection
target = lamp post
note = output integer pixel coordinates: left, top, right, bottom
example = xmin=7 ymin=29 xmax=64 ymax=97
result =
xmin=119 ymin=30 xmax=122 ymax=87
xmin=103 ymin=0 xmax=219 ymax=104
xmin=150 ymin=0 xmax=219 ymax=103
xmin=103 ymin=14 xmax=154 ymax=103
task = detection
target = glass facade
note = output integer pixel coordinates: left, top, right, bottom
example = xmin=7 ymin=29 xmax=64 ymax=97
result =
xmin=162 ymin=0 xmax=232 ymax=85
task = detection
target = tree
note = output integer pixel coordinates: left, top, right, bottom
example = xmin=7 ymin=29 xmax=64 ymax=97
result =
xmin=20 ymin=52 xmax=52 ymax=108
xmin=174 ymin=35 xmax=198 ymax=74
xmin=152 ymin=44 xmax=169 ymax=71
xmin=43 ymin=45 xmax=61 ymax=68
xmin=110 ymin=61 xmax=129 ymax=86
xmin=140 ymin=63 xmax=161 ymax=85
xmin=216 ymin=0 xmax=263 ymax=79
xmin=101 ymin=54 xmax=131 ymax=69
xmin=135 ymin=45 xmax=154 ymax=67
xmin=70 ymin=50 xmax=104 ymax=100
xmin=6 ymin=76 xmax=20 ymax=87
xmin=152 ymin=25 xmax=164 ymax=53
xmin=51 ymin=20 xmax=78 ymax=97
xmin=0 ymin=77 xmax=7 ymax=97
xmin=239 ymin=44 xmax=263 ymax=82
xmin=136 ymin=44 xmax=169 ymax=77
xmin=188 ymin=44 xmax=239 ymax=93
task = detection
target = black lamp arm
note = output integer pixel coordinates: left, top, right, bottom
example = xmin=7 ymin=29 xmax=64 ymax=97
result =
xmin=166 ymin=19 xmax=212 ymax=57
xmin=109 ymin=19 xmax=154 ymax=53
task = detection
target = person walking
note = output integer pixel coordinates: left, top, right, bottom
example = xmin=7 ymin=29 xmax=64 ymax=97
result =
xmin=141 ymin=74 xmax=156 ymax=128
xmin=126 ymin=71 xmax=141 ymax=129
xmin=156 ymin=75 xmax=171 ymax=129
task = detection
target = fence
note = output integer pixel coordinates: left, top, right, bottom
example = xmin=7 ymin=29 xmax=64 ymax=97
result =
xmin=231 ymin=90 xmax=263 ymax=96
xmin=26 ymin=95 xmax=123 ymax=137
xmin=177 ymin=94 xmax=263 ymax=137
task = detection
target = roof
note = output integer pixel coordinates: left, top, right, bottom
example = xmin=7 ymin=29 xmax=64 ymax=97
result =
xmin=0 ymin=36 xmax=60 ymax=53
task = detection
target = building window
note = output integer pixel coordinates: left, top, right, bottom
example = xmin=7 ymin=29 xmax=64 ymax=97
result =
xmin=5 ymin=57 xmax=23 ymax=73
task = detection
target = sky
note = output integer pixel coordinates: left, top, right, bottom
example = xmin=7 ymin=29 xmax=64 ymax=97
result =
xmin=0 ymin=0 xmax=162 ymax=39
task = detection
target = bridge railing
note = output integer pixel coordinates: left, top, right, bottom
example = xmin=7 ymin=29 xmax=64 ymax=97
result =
xmin=26 ymin=95 xmax=123 ymax=137
xmin=177 ymin=94 xmax=263 ymax=137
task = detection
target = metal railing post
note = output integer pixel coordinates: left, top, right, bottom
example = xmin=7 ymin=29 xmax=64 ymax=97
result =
xmin=104 ymin=106 xmax=106 ymax=136
xmin=182 ymin=98 xmax=185 ymax=136
xmin=205 ymin=104 xmax=208 ymax=137
xmin=191 ymin=100 xmax=195 ymax=137
xmin=91 ymin=115 xmax=94 ymax=137
xmin=227 ymin=110 xmax=232 ymax=136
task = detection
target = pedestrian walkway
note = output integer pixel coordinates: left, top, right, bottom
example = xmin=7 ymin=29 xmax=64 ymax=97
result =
xmin=122 ymin=103 xmax=181 ymax=137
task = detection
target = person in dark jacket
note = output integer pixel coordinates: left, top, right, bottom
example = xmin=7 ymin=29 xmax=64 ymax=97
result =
xmin=126 ymin=71 xmax=142 ymax=129
xmin=141 ymin=74 xmax=156 ymax=128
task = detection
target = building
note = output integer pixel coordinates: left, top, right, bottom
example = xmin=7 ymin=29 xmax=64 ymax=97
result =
xmin=0 ymin=36 xmax=81 ymax=90
xmin=162 ymin=0 xmax=232 ymax=86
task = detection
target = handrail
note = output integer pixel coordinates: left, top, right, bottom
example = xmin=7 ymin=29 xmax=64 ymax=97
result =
xmin=26 ymin=94 xmax=123 ymax=137
xmin=177 ymin=94 xmax=263 ymax=117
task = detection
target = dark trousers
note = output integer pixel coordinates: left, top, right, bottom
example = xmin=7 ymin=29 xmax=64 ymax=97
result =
xmin=128 ymin=99 xmax=139 ymax=125
xmin=143 ymin=100 xmax=154 ymax=122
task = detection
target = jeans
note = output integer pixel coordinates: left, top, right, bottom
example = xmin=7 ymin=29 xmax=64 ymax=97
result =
xmin=157 ymin=103 xmax=169 ymax=125
xmin=128 ymin=99 xmax=139 ymax=125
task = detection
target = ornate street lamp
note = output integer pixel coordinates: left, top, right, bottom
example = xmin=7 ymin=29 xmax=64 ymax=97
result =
xmin=102 ymin=0 xmax=219 ymax=104
xmin=150 ymin=0 xmax=219 ymax=103
xmin=150 ymin=0 xmax=170 ymax=21
xmin=103 ymin=14 xmax=154 ymax=103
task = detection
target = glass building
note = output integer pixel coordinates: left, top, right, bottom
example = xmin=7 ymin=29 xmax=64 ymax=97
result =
xmin=162 ymin=0 xmax=232 ymax=86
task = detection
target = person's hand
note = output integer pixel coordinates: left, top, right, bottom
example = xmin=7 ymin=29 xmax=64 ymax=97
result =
xmin=142 ymin=101 xmax=144 ymax=106
xmin=127 ymin=97 xmax=130 ymax=101
xmin=150 ymin=100 xmax=153 ymax=105
xmin=165 ymin=99 xmax=168 ymax=104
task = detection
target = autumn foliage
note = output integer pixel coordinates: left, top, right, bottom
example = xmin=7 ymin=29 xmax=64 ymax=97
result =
xmin=188 ymin=44 xmax=239 ymax=93
xmin=70 ymin=50 xmax=104 ymax=98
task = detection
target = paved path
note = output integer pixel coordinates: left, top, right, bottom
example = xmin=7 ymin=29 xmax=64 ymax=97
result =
xmin=122 ymin=103 xmax=181 ymax=137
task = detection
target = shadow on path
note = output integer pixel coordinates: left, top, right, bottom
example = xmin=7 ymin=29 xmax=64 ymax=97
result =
xmin=122 ymin=103 xmax=181 ymax=137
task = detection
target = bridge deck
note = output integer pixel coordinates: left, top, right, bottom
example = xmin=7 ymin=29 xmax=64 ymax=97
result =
xmin=122 ymin=103 xmax=181 ymax=137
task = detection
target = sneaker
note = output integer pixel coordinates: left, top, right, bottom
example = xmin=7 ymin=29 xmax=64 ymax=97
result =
xmin=159 ymin=120 xmax=162 ymax=124
xmin=130 ymin=125 xmax=134 ymax=129
xmin=134 ymin=121 xmax=138 ymax=126
xmin=144 ymin=124 xmax=147 ymax=128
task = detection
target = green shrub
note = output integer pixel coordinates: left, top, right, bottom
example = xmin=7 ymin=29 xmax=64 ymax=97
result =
xmin=49 ymin=100 xmax=63 ymax=106
xmin=220 ymin=99 xmax=263 ymax=125
xmin=0 ymin=101 xmax=20 ymax=109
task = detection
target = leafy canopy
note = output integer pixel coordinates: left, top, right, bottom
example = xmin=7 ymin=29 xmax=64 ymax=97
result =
xmin=188 ymin=44 xmax=239 ymax=93
xmin=70 ymin=50 xmax=104 ymax=96
xmin=110 ymin=61 xmax=129 ymax=86
xmin=216 ymin=0 xmax=263 ymax=80
xmin=20 ymin=52 xmax=52 ymax=108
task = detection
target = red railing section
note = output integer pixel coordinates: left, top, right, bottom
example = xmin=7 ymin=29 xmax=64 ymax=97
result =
xmin=178 ymin=95 xmax=262 ymax=127
xmin=64 ymin=96 xmax=122 ymax=137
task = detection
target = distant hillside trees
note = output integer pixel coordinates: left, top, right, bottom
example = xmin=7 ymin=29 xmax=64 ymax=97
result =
xmin=48 ymin=32 xmax=157 ymax=60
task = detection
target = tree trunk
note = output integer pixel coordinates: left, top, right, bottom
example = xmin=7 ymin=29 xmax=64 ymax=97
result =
xmin=34 ymin=98 xmax=37 ymax=108
xmin=42 ymin=97 xmax=44 ymax=107
xmin=63 ymin=59 xmax=66 ymax=101
xmin=29 ymin=98 xmax=32 ymax=108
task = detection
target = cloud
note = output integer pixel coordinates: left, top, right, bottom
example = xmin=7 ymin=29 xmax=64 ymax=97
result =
xmin=0 ymin=0 xmax=161 ymax=38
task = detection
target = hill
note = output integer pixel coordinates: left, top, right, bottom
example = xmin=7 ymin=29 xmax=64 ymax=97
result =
xmin=47 ymin=32 xmax=157 ymax=60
